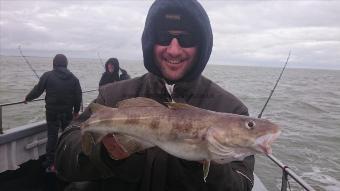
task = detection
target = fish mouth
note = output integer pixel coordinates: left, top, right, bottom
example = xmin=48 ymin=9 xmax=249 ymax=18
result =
xmin=255 ymin=130 xmax=281 ymax=154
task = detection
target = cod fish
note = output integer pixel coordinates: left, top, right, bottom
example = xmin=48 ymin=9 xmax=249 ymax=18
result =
xmin=81 ymin=97 xmax=281 ymax=181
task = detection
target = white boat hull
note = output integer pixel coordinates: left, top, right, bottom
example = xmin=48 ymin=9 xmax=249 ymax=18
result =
xmin=0 ymin=121 xmax=47 ymax=173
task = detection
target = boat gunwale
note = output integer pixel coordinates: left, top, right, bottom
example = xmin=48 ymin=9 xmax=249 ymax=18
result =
xmin=0 ymin=121 xmax=46 ymax=145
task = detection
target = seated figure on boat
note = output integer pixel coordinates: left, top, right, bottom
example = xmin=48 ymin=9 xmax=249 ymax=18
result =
xmin=56 ymin=0 xmax=254 ymax=190
xmin=24 ymin=54 xmax=82 ymax=172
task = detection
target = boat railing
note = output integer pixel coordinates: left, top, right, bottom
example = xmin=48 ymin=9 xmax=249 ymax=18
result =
xmin=0 ymin=90 xmax=316 ymax=191
xmin=0 ymin=89 xmax=97 ymax=134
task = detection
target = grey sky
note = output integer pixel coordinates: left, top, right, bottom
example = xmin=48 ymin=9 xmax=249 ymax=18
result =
xmin=1 ymin=0 xmax=340 ymax=69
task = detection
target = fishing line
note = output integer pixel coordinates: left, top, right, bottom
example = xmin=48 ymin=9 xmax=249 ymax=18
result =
xmin=18 ymin=45 xmax=40 ymax=79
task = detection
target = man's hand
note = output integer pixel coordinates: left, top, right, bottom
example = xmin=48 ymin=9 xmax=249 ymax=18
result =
xmin=102 ymin=134 xmax=130 ymax=160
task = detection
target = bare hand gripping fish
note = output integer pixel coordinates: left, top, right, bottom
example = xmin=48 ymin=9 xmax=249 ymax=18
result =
xmin=80 ymin=97 xmax=281 ymax=182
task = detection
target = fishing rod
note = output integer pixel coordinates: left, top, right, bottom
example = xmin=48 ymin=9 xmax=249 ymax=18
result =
xmin=258 ymin=50 xmax=290 ymax=118
xmin=18 ymin=45 xmax=40 ymax=79
xmin=257 ymin=51 xmax=316 ymax=191
xmin=97 ymin=52 xmax=105 ymax=68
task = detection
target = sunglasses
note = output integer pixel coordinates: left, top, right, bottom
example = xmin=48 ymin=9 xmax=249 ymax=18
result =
xmin=155 ymin=31 xmax=197 ymax=48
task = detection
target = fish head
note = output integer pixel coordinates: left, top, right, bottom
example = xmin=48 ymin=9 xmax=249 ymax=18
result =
xmin=208 ymin=115 xmax=281 ymax=156
xmin=246 ymin=117 xmax=281 ymax=154
xmin=252 ymin=119 xmax=281 ymax=154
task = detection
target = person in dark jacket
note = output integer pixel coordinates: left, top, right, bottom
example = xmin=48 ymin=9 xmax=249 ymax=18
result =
xmin=25 ymin=54 xmax=82 ymax=172
xmin=56 ymin=0 xmax=254 ymax=190
xmin=99 ymin=58 xmax=130 ymax=87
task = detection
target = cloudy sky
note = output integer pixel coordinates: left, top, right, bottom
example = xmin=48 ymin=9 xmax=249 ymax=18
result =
xmin=1 ymin=0 xmax=340 ymax=69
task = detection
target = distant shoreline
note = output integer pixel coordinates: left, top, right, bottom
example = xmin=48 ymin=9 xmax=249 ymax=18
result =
xmin=2 ymin=54 xmax=339 ymax=71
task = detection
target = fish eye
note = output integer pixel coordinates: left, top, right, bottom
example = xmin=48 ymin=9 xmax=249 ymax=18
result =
xmin=245 ymin=120 xmax=256 ymax=130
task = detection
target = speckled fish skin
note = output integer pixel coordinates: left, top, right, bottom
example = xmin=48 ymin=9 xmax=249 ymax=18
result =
xmin=80 ymin=97 xmax=281 ymax=165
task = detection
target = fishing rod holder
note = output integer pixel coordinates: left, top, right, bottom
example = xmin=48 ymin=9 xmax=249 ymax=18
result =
xmin=0 ymin=89 xmax=97 ymax=134
xmin=281 ymin=165 xmax=289 ymax=191
xmin=267 ymin=154 xmax=316 ymax=191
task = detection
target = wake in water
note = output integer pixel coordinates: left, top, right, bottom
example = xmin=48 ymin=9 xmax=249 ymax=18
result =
xmin=294 ymin=100 xmax=327 ymax=113
xmin=302 ymin=167 xmax=340 ymax=191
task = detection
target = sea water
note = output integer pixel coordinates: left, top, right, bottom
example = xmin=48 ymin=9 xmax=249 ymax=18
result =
xmin=1 ymin=55 xmax=339 ymax=191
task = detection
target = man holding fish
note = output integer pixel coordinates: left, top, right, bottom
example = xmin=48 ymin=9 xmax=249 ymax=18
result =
xmin=56 ymin=0 xmax=280 ymax=190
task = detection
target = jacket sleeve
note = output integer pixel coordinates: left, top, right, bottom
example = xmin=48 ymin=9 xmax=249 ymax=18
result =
xmin=208 ymin=156 xmax=255 ymax=191
xmin=55 ymin=88 xmax=114 ymax=181
xmin=119 ymin=69 xmax=131 ymax=80
xmin=25 ymin=73 xmax=48 ymax=101
xmin=99 ymin=73 xmax=105 ymax=86
xmin=73 ymin=79 xmax=82 ymax=113
xmin=55 ymin=90 xmax=145 ymax=182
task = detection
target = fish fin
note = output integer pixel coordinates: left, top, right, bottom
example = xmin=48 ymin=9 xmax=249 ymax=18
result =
xmin=81 ymin=131 xmax=106 ymax=156
xmin=206 ymin=128 xmax=239 ymax=164
xmin=117 ymin=97 xmax=165 ymax=108
xmin=89 ymin=102 xmax=113 ymax=113
xmin=213 ymin=157 xmax=235 ymax=164
xmin=203 ymin=160 xmax=211 ymax=183
xmin=165 ymin=102 xmax=199 ymax=110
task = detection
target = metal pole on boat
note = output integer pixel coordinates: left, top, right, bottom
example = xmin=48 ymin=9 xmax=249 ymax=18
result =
xmin=281 ymin=170 xmax=288 ymax=191
xmin=79 ymin=89 xmax=97 ymax=112
xmin=267 ymin=154 xmax=316 ymax=191
xmin=0 ymin=89 xmax=97 ymax=135
xmin=0 ymin=106 xmax=3 ymax=134
xmin=0 ymin=89 xmax=97 ymax=133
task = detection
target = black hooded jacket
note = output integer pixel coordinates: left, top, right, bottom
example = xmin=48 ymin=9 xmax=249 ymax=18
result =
xmin=25 ymin=66 xmax=82 ymax=113
xmin=99 ymin=58 xmax=130 ymax=86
